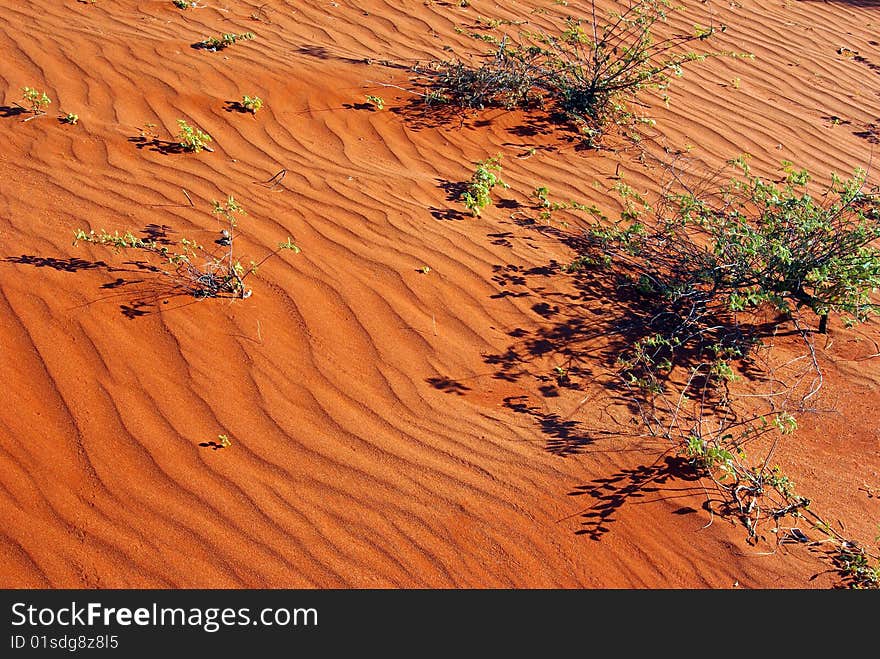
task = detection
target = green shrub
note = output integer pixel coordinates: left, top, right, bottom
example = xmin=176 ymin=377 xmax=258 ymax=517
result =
xmin=578 ymin=158 xmax=880 ymax=334
xmin=365 ymin=95 xmax=385 ymax=110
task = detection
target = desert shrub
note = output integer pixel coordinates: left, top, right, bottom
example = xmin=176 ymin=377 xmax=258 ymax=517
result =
xmin=520 ymin=165 xmax=879 ymax=571
xmin=74 ymin=196 xmax=300 ymax=299
xmin=461 ymin=155 xmax=509 ymax=216
xmin=176 ymin=119 xmax=212 ymax=152
xmin=576 ymin=157 xmax=880 ymax=334
xmin=423 ymin=38 xmax=542 ymax=111
xmin=416 ymin=0 xmax=748 ymax=144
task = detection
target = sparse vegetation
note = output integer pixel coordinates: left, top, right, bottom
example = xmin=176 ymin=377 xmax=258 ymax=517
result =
xmin=415 ymin=0 xmax=749 ymax=145
xmin=74 ymin=195 xmax=300 ymax=300
xmin=461 ymin=155 xmax=509 ymax=216
xmin=176 ymin=119 xmax=212 ymax=152
xmin=61 ymin=112 xmax=79 ymax=125
xmin=514 ymin=159 xmax=880 ymax=584
xmin=242 ymin=95 xmax=263 ymax=114
xmin=21 ymin=87 xmax=51 ymax=116
xmin=365 ymin=94 xmax=385 ymax=110
xmin=199 ymin=32 xmax=255 ymax=51
xmin=573 ymin=158 xmax=880 ymax=334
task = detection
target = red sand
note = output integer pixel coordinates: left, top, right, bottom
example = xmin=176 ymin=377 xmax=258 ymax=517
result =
xmin=0 ymin=0 xmax=878 ymax=588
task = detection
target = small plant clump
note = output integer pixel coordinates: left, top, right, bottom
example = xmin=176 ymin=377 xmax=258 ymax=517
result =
xmin=200 ymin=32 xmax=255 ymax=51
xmin=365 ymin=95 xmax=385 ymax=110
xmin=61 ymin=113 xmax=79 ymax=125
xmin=74 ymin=196 xmax=300 ymax=300
xmin=461 ymin=155 xmax=509 ymax=216
xmin=21 ymin=87 xmax=51 ymax=116
xmin=176 ymin=119 xmax=212 ymax=152
xmin=173 ymin=0 xmax=198 ymax=8
xmin=833 ymin=540 xmax=880 ymax=589
xmin=242 ymin=95 xmax=263 ymax=114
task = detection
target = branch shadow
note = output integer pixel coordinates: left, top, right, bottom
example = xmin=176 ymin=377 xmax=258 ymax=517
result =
xmin=853 ymin=121 xmax=879 ymax=144
xmin=426 ymin=376 xmax=472 ymax=395
xmin=199 ymin=441 xmax=228 ymax=450
xmin=2 ymin=255 xmax=112 ymax=272
xmin=0 ymin=105 xmax=26 ymax=118
xmin=128 ymin=135 xmax=186 ymax=155
xmin=566 ymin=455 xmax=703 ymax=540
xmin=2 ymin=222 xmax=209 ymax=318
xmin=342 ymin=102 xmax=378 ymax=111
xmin=223 ymin=101 xmax=250 ymax=114
xmin=429 ymin=206 xmax=469 ymax=221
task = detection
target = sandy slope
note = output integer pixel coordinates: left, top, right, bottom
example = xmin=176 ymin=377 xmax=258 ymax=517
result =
xmin=0 ymin=0 xmax=877 ymax=588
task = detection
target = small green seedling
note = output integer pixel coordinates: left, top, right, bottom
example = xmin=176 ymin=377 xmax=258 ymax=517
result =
xmin=173 ymin=0 xmax=197 ymax=8
xmin=365 ymin=95 xmax=385 ymax=110
xmin=217 ymin=434 xmax=232 ymax=448
xmin=461 ymin=154 xmax=509 ymax=216
xmin=176 ymin=119 xmax=212 ymax=152
xmin=21 ymin=87 xmax=51 ymax=117
xmin=242 ymin=95 xmax=263 ymax=114
xmin=418 ymin=265 xmax=431 ymax=274
xmin=61 ymin=113 xmax=79 ymax=125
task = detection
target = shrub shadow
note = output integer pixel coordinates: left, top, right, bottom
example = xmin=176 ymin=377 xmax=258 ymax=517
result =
xmin=223 ymin=101 xmax=250 ymax=114
xmin=0 ymin=105 xmax=26 ymax=118
xmin=2 ymin=224 xmax=208 ymax=318
xmin=128 ymin=135 xmax=186 ymax=155
xmin=566 ymin=455 xmax=704 ymax=540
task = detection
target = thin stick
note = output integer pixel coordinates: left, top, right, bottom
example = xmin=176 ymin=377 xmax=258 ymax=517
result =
xmin=255 ymin=169 xmax=287 ymax=190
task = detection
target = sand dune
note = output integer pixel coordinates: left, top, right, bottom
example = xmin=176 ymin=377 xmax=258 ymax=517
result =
xmin=1 ymin=0 xmax=878 ymax=588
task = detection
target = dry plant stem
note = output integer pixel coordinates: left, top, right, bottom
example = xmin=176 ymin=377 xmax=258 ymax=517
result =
xmin=256 ymin=169 xmax=287 ymax=190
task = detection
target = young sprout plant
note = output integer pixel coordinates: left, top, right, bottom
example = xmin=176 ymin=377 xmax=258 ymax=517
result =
xmin=176 ymin=119 xmax=212 ymax=152
xmin=73 ymin=196 xmax=300 ymax=300
xmin=242 ymin=95 xmax=263 ymax=114
xmin=61 ymin=113 xmax=79 ymax=125
xmin=461 ymin=154 xmax=509 ymax=216
xmin=365 ymin=95 xmax=385 ymax=110
xmin=19 ymin=87 xmax=51 ymax=121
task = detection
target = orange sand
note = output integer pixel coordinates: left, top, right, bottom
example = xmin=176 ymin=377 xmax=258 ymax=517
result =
xmin=1 ymin=0 xmax=878 ymax=588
